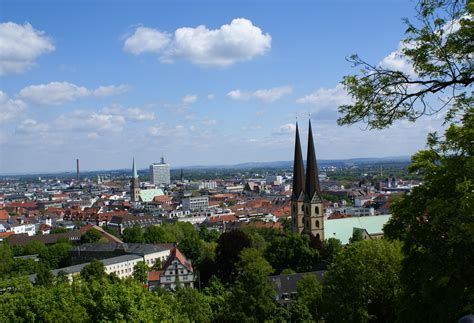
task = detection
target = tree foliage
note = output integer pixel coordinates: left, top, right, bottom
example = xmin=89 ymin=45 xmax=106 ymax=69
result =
xmin=322 ymin=239 xmax=403 ymax=323
xmin=338 ymin=0 xmax=473 ymax=129
xmin=80 ymin=259 xmax=105 ymax=281
xmin=384 ymin=108 xmax=474 ymax=321
xmin=81 ymin=228 xmax=102 ymax=243
xmin=215 ymin=230 xmax=252 ymax=284
xmin=226 ymin=248 xmax=279 ymax=322
xmin=265 ymin=232 xmax=319 ymax=274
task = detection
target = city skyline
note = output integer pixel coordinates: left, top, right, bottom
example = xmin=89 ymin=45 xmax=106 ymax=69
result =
xmin=0 ymin=1 xmax=446 ymax=173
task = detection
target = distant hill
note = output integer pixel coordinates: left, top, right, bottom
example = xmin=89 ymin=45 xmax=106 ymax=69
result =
xmin=0 ymin=156 xmax=411 ymax=178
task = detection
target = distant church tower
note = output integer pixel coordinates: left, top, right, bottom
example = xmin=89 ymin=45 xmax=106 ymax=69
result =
xmin=131 ymin=158 xmax=141 ymax=202
xmin=303 ymin=120 xmax=324 ymax=240
xmin=291 ymin=120 xmax=324 ymax=241
xmin=291 ymin=122 xmax=305 ymax=234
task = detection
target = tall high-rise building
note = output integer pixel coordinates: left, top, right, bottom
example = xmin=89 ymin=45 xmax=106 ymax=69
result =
xmin=150 ymin=157 xmax=171 ymax=185
xmin=291 ymin=120 xmax=324 ymax=241
xmin=130 ymin=158 xmax=141 ymax=202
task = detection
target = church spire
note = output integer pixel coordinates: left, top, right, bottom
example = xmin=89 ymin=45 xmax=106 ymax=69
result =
xmin=292 ymin=122 xmax=305 ymax=201
xmin=132 ymin=157 xmax=138 ymax=179
xmin=305 ymin=119 xmax=321 ymax=201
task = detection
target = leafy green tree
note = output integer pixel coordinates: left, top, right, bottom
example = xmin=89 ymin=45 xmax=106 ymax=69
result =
xmin=39 ymin=242 xmax=71 ymax=269
xmin=0 ymin=242 xmax=14 ymax=277
xmin=176 ymin=287 xmax=213 ymax=323
xmin=80 ymin=259 xmax=105 ymax=281
xmin=338 ymin=0 xmax=473 ymax=129
xmin=288 ymin=300 xmax=313 ymax=323
xmin=143 ymin=225 xmax=175 ymax=243
xmin=81 ymin=228 xmax=102 ymax=243
xmin=178 ymin=235 xmax=203 ymax=264
xmin=215 ymin=230 xmax=252 ymax=284
xmin=321 ymin=238 xmax=343 ymax=263
xmin=133 ymin=261 xmax=150 ymax=284
xmin=199 ymin=225 xmax=220 ymax=243
xmin=265 ymin=232 xmax=319 ymax=274
xmin=322 ymin=239 xmax=402 ymax=323
xmin=24 ymin=240 xmax=47 ymax=255
xmin=35 ymin=263 xmax=54 ymax=287
xmin=122 ymin=224 xmax=144 ymax=243
xmin=226 ymin=248 xmax=279 ymax=322
xmin=202 ymin=276 xmax=229 ymax=318
xmin=384 ymin=109 xmax=474 ymax=321
xmin=296 ymin=274 xmax=323 ymax=322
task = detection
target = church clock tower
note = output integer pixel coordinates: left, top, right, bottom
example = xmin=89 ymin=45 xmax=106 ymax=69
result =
xmin=291 ymin=122 xmax=305 ymax=234
xmin=303 ymin=120 xmax=324 ymax=241
xmin=130 ymin=158 xmax=141 ymax=202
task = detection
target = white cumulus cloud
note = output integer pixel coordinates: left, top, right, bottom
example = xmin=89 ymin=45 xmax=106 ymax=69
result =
xmin=227 ymin=89 xmax=251 ymax=101
xmin=0 ymin=22 xmax=55 ymax=75
xmin=17 ymin=119 xmax=49 ymax=133
xmin=297 ymin=84 xmax=352 ymax=107
xmin=0 ymin=91 xmax=27 ymax=124
xmin=56 ymin=110 xmax=126 ymax=133
xmin=123 ymin=27 xmax=171 ymax=55
xmin=18 ymin=82 xmax=129 ymax=105
xmin=182 ymin=94 xmax=198 ymax=105
xmin=253 ymin=86 xmax=292 ymax=103
xmin=227 ymin=86 xmax=292 ymax=103
xmin=123 ymin=18 xmax=271 ymax=67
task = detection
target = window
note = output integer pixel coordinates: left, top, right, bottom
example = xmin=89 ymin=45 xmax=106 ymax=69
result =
xmin=316 ymin=220 xmax=320 ymax=228
xmin=315 ymin=206 xmax=319 ymax=214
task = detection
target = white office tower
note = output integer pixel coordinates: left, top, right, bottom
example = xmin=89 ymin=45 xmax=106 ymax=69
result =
xmin=150 ymin=157 xmax=171 ymax=185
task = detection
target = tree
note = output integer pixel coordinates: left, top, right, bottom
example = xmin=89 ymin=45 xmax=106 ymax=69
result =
xmin=321 ymin=238 xmax=343 ymax=263
xmin=265 ymin=232 xmax=319 ymax=274
xmin=296 ymin=274 xmax=323 ymax=322
xmin=133 ymin=261 xmax=150 ymax=284
xmin=80 ymin=259 xmax=105 ymax=281
xmin=338 ymin=0 xmax=473 ymax=129
xmin=384 ymin=109 xmax=474 ymax=321
xmin=226 ymin=248 xmax=279 ymax=322
xmin=122 ymin=224 xmax=144 ymax=243
xmin=39 ymin=242 xmax=71 ymax=269
xmin=215 ymin=230 xmax=252 ymax=284
xmin=81 ymin=228 xmax=102 ymax=243
xmin=175 ymin=287 xmax=213 ymax=323
xmin=35 ymin=263 xmax=54 ymax=287
xmin=143 ymin=225 xmax=175 ymax=244
xmin=322 ymin=239 xmax=402 ymax=322
xmin=0 ymin=242 xmax=14 ymax=277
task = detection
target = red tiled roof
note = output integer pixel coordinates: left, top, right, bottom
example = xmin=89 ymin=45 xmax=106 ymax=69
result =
xmin=0 ymin=209 xmax=9 ymax=221
xmin=163 ymin=247 xmax=193 ymax=272
xmin=208 ymin=214 xmax=237 ymax=224
xmin=147 ymin=270 xmax=163 ymax=281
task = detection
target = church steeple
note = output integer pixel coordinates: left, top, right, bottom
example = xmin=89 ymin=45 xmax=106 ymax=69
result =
xmin=304 ymin=119 xmax=321 ymax=201
xmin=292 ymin=122 xmax=305 ymax=201
xmin=130 ymin=157 xmax=140 ymax=202
xmin=132 ymin=157 xmax=138 ymax=179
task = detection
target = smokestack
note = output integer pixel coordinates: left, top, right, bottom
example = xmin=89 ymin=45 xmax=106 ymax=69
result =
xmin=76 ymin=159 xmax=80 ymax=180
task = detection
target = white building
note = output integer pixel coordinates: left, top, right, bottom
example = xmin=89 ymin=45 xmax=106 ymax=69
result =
xmin=198 ymin=181 xmax=217 ymax=190
xmin=266 ymin=175 xmax=283 ymax=185
xmin=150 ymin=158 xmax=171 ymax=185
xmin=182 ymin=196 xmax=209 ymax=211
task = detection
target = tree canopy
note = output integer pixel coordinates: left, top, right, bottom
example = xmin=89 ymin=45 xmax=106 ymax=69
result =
xmin=338 ymin=0 xmax=473 ymax=129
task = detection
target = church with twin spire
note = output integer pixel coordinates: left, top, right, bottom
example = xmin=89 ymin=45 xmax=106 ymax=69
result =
xmin=291 ymin=120 xmax=324 ymax=241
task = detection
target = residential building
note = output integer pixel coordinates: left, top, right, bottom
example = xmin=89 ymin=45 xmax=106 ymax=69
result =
xmin=182 ymin=196 xmax=209 ymax=211
xmin=150 ymin=157 xmax=170 ymax=185
xmin=147 ymin=247 xmax=194 ymax=291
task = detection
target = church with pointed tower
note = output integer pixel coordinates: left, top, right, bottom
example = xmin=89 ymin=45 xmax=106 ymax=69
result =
xmin=291 ymin=120 xmax=324 ymax=241
xmin=130 ymin=158 xmax=141 ymax=202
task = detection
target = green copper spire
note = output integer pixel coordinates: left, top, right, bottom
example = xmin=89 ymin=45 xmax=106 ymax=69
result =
xmin=132 ymin=157 xmax=138 ymax=178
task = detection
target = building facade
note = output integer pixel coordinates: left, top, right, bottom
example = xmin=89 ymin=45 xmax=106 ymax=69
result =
xmin=182 ymin=196 xmax=209 ymax=211
xmin=150 ymin=157 xmax=171 ymax=185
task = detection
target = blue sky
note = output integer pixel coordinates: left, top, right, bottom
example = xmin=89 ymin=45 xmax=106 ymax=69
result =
xmin=0 ymin=0 xmax=446 ymax=173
